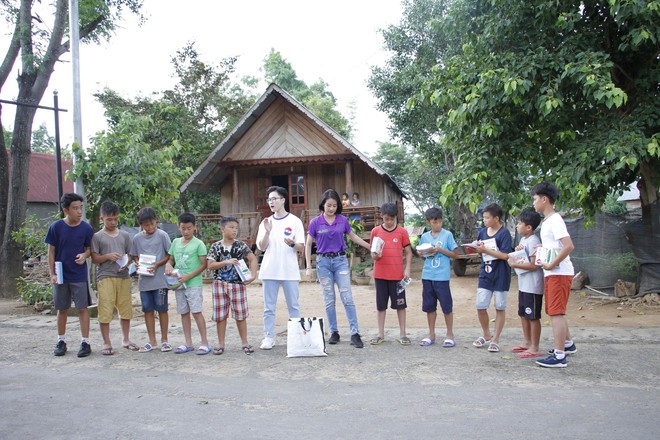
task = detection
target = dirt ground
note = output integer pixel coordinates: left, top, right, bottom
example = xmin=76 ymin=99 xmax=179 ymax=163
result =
xmin=2 ymin=257 xmax=658 ymax=332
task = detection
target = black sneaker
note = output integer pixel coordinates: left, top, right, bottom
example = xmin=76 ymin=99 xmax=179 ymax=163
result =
xmin=53 ymin=340 xmax=67 ymax=356
xmin=536 ymin=353 xmax=567 ymax=368
xmin=328 ymin=331 xmax=340 ymax=344
xmin=77 ymin=341 xmax=91 ymax=358
xmin=549 ymin=342 xmax=577 ymax=355
xmin=350 ymin=333 xmax=364 ymax=349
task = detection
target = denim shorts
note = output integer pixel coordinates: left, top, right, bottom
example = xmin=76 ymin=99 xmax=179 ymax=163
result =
xmin=140 ymin=289 xmax=169 ymax=313
xmin=422 ymin=280 xmax=453 ymax=314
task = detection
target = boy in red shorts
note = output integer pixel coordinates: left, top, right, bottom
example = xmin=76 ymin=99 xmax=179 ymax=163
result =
xmin=532 ymin=182 xmax=577 ymax=368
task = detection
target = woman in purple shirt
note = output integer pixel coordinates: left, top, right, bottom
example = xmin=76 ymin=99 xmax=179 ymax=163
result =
xmin=305 ymin=189 xmax=371 ymax=349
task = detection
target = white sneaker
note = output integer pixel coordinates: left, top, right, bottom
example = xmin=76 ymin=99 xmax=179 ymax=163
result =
xmin=260 ymin=337 xmax=275 ymax=350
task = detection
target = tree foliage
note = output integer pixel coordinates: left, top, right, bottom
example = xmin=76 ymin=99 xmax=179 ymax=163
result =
xmin=90 ymin=43 xmax=256 ymax=215
xmin=0 ymin=0 xmax=144 ymax=297
xmin=263 ymin=49 xmax=353 ymax=140
xmin=411 ymin=0 xmax=659 ymax=217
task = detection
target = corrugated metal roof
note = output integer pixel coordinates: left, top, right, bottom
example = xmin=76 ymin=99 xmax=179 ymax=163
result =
xmin=181 ymin=83 xmax=404 ymax=197
xmin=6 ymin=151 xmax=73 ymax=202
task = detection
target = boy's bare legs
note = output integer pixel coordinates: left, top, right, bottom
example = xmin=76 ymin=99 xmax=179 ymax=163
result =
xmin=236 ymin=319 xmax=249 ymax=346
xmin=192 ymin=312 xmax=209 ymax=347
xmin=144 ymin=311 xmax=157 ymax=346
xmin=444 ymin=312 xmax=454 ymax=340
xmin=181 ymin=312 xmax=193 ymax=347
xmin=519 ymin=317 xmax=532 ymax=348
xmin=56 ymin=309 xmax=69 ymax=337
xmin=120 ymin=318 xmax=132 ymax=346
xmin=78 ymin=308 xmax=90 ymax=339
xmin=100 ymin=322 xmax=111 ymax=347
xmin=492 ymin=309 xmax=505 ymax=344
xmin=477 ymin=309 xmax=493 ymax=340
xmin=216 ymin=319 xmax=228 ymax=348
xmin=377 ymin=310 xmax=386 ymax=339
xmin=529 ymin=319 xmax=541 ymax=353
xmin=551 ymin=314 xmax=568 ymax=351
xmin=426 ymin=311 xmax=437 ymax=341
xmin=396 ymin=308 xmax=406 ymax=339
xmin=158 ymin=311 xmax=169 ymax=344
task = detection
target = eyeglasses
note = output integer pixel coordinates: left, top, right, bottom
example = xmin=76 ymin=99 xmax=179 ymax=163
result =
xmin=267 ymin=197 xmax=284 ymax=203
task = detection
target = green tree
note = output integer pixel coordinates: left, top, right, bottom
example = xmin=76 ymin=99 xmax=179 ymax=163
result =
xmin=413 ymin=0 xmax=659 ymax=217
xmin=263 ymin=49 xmax=353 ymax=140
xmin=0 ymin=0 xmax=144 ymax=297
xmin=69 ymin=113 xmax=189 ymax=228
xmin=30 ymin=122 xmax=56 ymax=154
xmin=91 ymin=43 xmax=255 ymax=216
xmin=369 ymin=0 xmax=477 ymax=240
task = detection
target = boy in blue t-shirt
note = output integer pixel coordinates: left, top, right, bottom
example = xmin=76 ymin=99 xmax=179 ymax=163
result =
xmin=44 ymin=193 xmax=94 ymax=357
xmin=472 ymin=203 xmax=513 ymax=353
xmin=417 ymin=207 xmax=459 ymax=348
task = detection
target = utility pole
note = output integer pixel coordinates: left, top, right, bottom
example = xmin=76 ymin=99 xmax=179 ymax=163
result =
xmin=69 ymin=0 xmax=85 ymax=210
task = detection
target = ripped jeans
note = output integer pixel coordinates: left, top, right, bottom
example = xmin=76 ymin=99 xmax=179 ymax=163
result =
xmin=316 ymin=254 xmax=359 ymax=335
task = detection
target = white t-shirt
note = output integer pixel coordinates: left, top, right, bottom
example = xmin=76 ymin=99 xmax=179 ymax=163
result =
xmin=518 ymin=234 xmax=544 ymax=294
xmin=257 ymin=212 xmax=304 ymax=280
xmin=540 ymin=212 xmax=574 ymax=277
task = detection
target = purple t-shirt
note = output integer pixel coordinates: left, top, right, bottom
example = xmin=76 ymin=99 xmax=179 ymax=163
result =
xmin=307 ymin=214 xmax=351 ymax=254
xmin=44 ymin=219 xmax=94 ymax=283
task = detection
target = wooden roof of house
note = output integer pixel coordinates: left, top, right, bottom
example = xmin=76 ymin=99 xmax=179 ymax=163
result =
xmin=181 ymin=83 xmax=404 ymax=196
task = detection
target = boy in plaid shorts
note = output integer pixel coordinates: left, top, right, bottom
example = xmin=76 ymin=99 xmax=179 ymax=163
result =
xmin=207 ymin=217 xmax=258 ymax=355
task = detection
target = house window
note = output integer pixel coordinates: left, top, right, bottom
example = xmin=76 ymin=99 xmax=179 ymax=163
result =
xmin=290 ymin=174 xmax=305 ymax=205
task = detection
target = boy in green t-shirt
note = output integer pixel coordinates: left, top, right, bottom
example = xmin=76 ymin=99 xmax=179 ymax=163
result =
xmin=166 ymin=213 xmax=209 ymax=354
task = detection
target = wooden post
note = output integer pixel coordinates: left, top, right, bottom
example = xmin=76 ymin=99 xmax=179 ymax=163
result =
xmin=345 ymin=160 xmax=352 ymax=194
xmin=232 ymin=167 xmax=239 ymax=213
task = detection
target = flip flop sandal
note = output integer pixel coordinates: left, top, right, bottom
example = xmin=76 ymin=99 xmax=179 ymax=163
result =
xmin=370 ymin=337 xmax=385 ymax=345
xmin=138 ymin=343 xmax=153 ymax=353
xmin=160 ymin=342 xmax=172 ymax=352
xmin=174 ymin=345 xmax=194 ymax=354
xmin=212 ymin=347 xmax=225 ymax=355
xmin=517 ymin=351 xmax=542 ymax=358
xmin=488 ymin=342 xmax=501 ymax=352
xmin=510 ymin=345 xmax=529 ymax=353
xmin=442 ymin=338 xmax=456 ymax=348
xmin=102 ymin=346 xmax=114 ymax=356
xmin=242 ymin=345 xmax=254 ymax=355
xmin=122 ymin=342 xmax=139 ymax=351
xmin=419 ymin=338 xmax=436 ymax=347
xmin=196 ymin=345 xmax=211 ymax=355
xmin=472 ymin=337 xmax=490 ymax=348
xmin=399 ymin=337 xmax=412 ymax=345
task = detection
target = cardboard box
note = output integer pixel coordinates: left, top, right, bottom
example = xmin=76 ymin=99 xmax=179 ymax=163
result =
xmin=371 ymin=236 xmax=385 ymax=254
xmin=54 ymin=261 xmax=64 ymax=284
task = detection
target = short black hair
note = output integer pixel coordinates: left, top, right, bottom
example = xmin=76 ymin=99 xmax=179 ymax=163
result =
xmin=60 ymin=192 xmax=84 ymax=210
xmin=266 ymin=185 xmax=288 ymax=199
xmin=220 ymin=216 xmax=239 ymax=227
xmin=342 ymin=192 xmax=349 ymax=198
xmin=532 ymin=182 xmax=558 ymax=204
xmin=137 ymin=207 xmax=157 ymax=224
xmin=381 ymin=202 xmax=398 ymax=217
xmin=178 ymin=212 xmax=196 ymax=225
xmin=100 ymin=200 xmax=119 ymax=216
xmin=424 ymin=207 xmax=443 ymax=220
xmin=483 ymin=203 xmax=503 ymax=221
xmin=319 ymin=189 xmax=342 ymax=214
xmin=519 ymin=209 xmax=541 ymax=230
xmin=352 ymin=192 xmax=360 ymax=198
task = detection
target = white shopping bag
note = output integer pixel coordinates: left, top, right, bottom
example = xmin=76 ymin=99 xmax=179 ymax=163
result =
xmin=286 ymin=317 xmax=328 ymax=357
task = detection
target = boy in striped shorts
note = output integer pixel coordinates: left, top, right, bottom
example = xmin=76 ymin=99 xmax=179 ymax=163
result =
xmin=207 ymin=217 xmax=258 ymax=355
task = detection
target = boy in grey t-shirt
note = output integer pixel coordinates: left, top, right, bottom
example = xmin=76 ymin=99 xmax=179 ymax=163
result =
xmin=91 ymin=201 xmax=134 ymax=355
xmin=507 ymin=210 xmax=544 ymax=358
xmin=130 ymin=207 xmax=172 ymax=352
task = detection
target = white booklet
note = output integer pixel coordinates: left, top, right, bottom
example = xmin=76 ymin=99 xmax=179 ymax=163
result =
xmin=234 ymin=259 xmax=253 ymax=282
xmin=535 ymin=247 xmax=559 ymax=266
xmin=165 ymin=269 xmax=186 ymax=290
xmin=479 ymin=238 xmax=498 ymax=262
xmin=508 ymin=249 xmax=529 ymax=275
xmin=371 ymin=236 xmax=385 ymax=254
xmin=137 ymin=254 xmax=157 ymax=276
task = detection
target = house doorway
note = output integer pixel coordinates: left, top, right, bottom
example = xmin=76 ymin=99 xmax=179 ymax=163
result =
xmin=255 ymin=174 xmax=306 ymax=220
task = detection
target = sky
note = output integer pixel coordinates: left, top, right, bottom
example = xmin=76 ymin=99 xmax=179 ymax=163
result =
xmin=1 ymin=0 xmax=403 ymax=156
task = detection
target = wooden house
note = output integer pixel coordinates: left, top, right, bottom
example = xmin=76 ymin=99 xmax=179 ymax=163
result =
xmin=181 ymin=84 xmax=405 ymax=246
